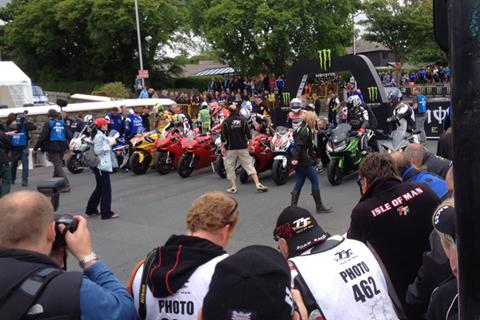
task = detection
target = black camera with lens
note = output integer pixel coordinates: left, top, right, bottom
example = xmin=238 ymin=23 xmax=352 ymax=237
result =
xmin=53 ymin=214 xmax=78 ymax=248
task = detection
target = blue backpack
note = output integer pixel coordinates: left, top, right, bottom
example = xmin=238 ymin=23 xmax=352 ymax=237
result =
xmin=11 ymin=127 xmax=27 ymax=147
xmin=49 ymin=119 xmax=66 ymax=142
xmin=417 ymin=95 xmax=427 ymax=114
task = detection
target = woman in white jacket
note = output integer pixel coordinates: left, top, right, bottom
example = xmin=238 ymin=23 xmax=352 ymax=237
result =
xmin=85 ymin=118 xmax=119 ymax=220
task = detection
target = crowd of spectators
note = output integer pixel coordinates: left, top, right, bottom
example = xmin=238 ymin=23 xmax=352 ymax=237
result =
xmin=0 ymin=128 xmax=459 ymax=320
xmin=380 ymin=66 xmax=451 ymax=88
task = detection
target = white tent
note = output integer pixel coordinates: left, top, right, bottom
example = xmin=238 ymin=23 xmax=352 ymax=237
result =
xmin=0 ymin=61 xmax=34 ymax=108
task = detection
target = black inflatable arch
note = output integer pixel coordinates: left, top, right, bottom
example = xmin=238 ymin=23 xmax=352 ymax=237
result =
xmin=285 ymin=54 xmax=387 ymax=104
xmin=280 ymin=54 xmax=390 ymax=129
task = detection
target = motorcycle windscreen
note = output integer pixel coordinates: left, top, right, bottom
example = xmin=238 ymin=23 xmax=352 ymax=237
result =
xmin=275 ymin=126 xmax=288 ymax=136
xmin=391 ymin=130 xmax=409 ymax=151
xmin=331 ymin=123 xmax=352 ymax=143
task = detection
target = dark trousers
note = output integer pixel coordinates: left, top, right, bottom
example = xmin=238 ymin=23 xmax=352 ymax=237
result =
xmin=328 ymin=110 xmax=337 ymax=127
xmin=11 ymin=148 xmax=29 ymax=185
xmin=0 ymin=164 xmax=11 ymax=197
xmin=47 ymin=151 xmax=70 ymax=188
xmin=317 ymin=132 xmax=330 ymax=167
xmin=86 ymin=168 xmax=112 ymax=218
xmin=293 ymin=165 xmax=319 ymax=193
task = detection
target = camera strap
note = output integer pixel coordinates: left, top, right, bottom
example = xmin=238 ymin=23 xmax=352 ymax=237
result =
xmin=0 ymin=267 xmax=62 ymax=320
xmin=138 ymin=248 xmax=158 ymax=320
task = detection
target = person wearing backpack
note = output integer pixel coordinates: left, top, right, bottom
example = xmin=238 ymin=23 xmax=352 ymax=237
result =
xmin=85 ymin=118 xmax=119 ymax=220
xmin=6 ymin=112 xmax=36 ymax=187
xmin=34 ymin=109 xmax=72 ymax=192
xmin=412 ymin=87 xmax=428 ymax=144
xmin=0 ymin=191 xmax=136 ymax=320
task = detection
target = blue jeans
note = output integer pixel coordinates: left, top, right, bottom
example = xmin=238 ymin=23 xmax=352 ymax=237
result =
xmin=293 ymin=165 xmax=319 ymax=193
xmin=10 ymin=148 xmax=29 ymax=185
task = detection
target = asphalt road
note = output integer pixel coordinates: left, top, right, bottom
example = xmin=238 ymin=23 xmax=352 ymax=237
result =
xmin=11 ymin=142 xmax=437 ymax=284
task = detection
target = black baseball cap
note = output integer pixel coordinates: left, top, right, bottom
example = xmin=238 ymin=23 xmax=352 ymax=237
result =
xmin=274 ymin=206 xmax=329 ymax=257
xmin=433 ymin=204 xmax=456 ymax=242
xmin=202 ymin=245 xmax=295 ymax=320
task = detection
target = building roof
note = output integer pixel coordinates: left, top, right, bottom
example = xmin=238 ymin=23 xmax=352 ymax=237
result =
xmin=179 ymin=60 xmax=232 ymax=78
xmin=346 ymin=39 xmax=391 ymax=54
xmin=193 ymin=67 xmax=235 ymax=77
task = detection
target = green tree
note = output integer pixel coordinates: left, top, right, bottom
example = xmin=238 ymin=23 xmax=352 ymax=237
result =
xmin=361 ymin=0 xmax=446 ymax=65
xmin=0 ymin=0 xmax=182 ymax=83
xmin=187 ymin=0 xmax=359 ymax=75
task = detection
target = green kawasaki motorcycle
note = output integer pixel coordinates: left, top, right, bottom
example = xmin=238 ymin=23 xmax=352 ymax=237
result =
xmin=326 ymin=123 xmax=373 ymax=186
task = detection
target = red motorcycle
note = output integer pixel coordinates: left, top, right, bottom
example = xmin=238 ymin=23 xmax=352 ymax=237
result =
xmin=178 ymin=129 xmax=217 ymax=178
xmin=239 ymin=134 xmax=274 ymax=184
xmin=155 ymin=129 xmax=185 ymax=175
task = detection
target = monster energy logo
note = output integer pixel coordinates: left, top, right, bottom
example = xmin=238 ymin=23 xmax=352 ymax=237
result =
xmin=368 ymin=87 xmax=378 ymax=102
xmin=318 ymin=49 xmax=331 ymax=70
xmin=282 ymin=92 xmax=291 ymax=105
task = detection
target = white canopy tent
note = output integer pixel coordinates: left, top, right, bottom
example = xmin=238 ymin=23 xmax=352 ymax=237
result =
xmin=0 ymin=61 xmax=34 ymax=108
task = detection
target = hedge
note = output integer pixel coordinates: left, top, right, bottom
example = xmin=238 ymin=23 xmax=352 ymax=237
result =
xmin=173 ymin=77 xmax=210 ymax=91
xmin=39 ymin=81 xmax=105 ymax=94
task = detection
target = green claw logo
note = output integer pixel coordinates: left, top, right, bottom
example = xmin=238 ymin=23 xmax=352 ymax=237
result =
xmin=318 ymin=49 xmax=331 ymax=70
xmin=283 ymin=92 xmax=291 ymax=105
xmin=368 ymin=87 xmax=378 ymax=102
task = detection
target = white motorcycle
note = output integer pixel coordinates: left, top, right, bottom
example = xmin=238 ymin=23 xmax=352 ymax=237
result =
xmin=270 ymin=126 xmax=296 ymax=185
xmin=66 ymin=126 xmax=92 ymax=174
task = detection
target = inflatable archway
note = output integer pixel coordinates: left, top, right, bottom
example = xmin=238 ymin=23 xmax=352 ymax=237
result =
xmin=277 ymin=53 xmax=390 ymax=129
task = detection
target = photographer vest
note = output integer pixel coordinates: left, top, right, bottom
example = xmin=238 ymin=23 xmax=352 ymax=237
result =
xmin=131 ymin=254 xmax=227 ymax=320
xmin=12 ymin=127 xmax=27 ymax=147
xmin=289 ymin=236 xmax=398 ymax=320
xmin=0 ymin=249 xmax=82 ymax=320
xmin=49 ymin=119 xmax=66 ymax=142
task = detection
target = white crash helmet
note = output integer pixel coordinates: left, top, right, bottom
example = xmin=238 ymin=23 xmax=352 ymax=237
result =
xmin=347 ymin=95 xmax=362 ymax=109
xmin=240 ymin=101 xmax=253 ymax=119
xmin=83 ymin=114 xmax=94 ymax=125
xmin=290 ymin=98 xmax=303 ymax=112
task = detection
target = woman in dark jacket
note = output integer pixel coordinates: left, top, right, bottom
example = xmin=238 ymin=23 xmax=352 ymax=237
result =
xmin=291 ymin=111 xmax=332 ymax=213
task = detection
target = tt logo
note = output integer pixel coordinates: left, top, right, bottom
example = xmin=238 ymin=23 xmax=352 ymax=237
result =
xmin=318 ymin=49 xmax=331 ymax=71
xmin=335 ymin=249 xmax=353 ymax=261
xmin=368 ymin=87 xmax=378 ymax=102
xmin=291 ymin=217 xmax=312 ymax=232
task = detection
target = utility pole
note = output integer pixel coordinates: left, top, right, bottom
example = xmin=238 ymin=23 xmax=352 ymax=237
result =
xmin=448 ymin=0 xmax=480 ymax=318
xmin=134 ymin=0 xmax=145 ymax=88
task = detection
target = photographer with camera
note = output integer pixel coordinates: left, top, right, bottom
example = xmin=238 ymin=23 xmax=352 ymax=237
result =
xmin=6 ymin=112 xmax=36 ymax=187
xmin=0 ymin=191 xmax=137 ymax=320
xmin=34 ymin=109 xmax=72 ymax=192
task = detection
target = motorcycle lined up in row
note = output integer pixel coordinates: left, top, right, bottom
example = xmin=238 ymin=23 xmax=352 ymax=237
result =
xmin=239 ymin=133 xmax=274 ymax=184
xmin=377 ymin=116 xmax=421 ymax=153
xmin=66 ymin=126 xmax=91 ymax=174
xmin=178 ymin=129 xmax=217 ymax=178
xmin=270 ymin=126 xmax=296 ymax=185
xmin=326 ymin=123 xmax=373 ymax=186
xmin=129 ymin=129 xmax=160 ymax=175
xmin=155 ymin=129 xmax=186 ymax=175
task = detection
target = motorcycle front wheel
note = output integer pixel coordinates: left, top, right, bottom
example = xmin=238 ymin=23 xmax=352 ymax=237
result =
xmin=129 ymin=152 xmax=151 ymax=175
xmin=213 ymin=156 xmax=227 ymax=179
xmin=178 ymin=154 xmax=195 ymax=178
xmin=272 ymin=159 xmax=289 ymax=185
xmin=156 ymin=151 xmax=173 ymax=175
xmin=327 ymin=159 xmax=344 ymax=186
xmin=66 ymin=154 xmax=84 ymax=174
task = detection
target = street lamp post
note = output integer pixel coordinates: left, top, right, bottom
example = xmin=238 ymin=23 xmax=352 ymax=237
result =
xmin=353 ymin=16 xmax=356 ymax=55
xmin=134 ymin=0 xmax=145 ymax=88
